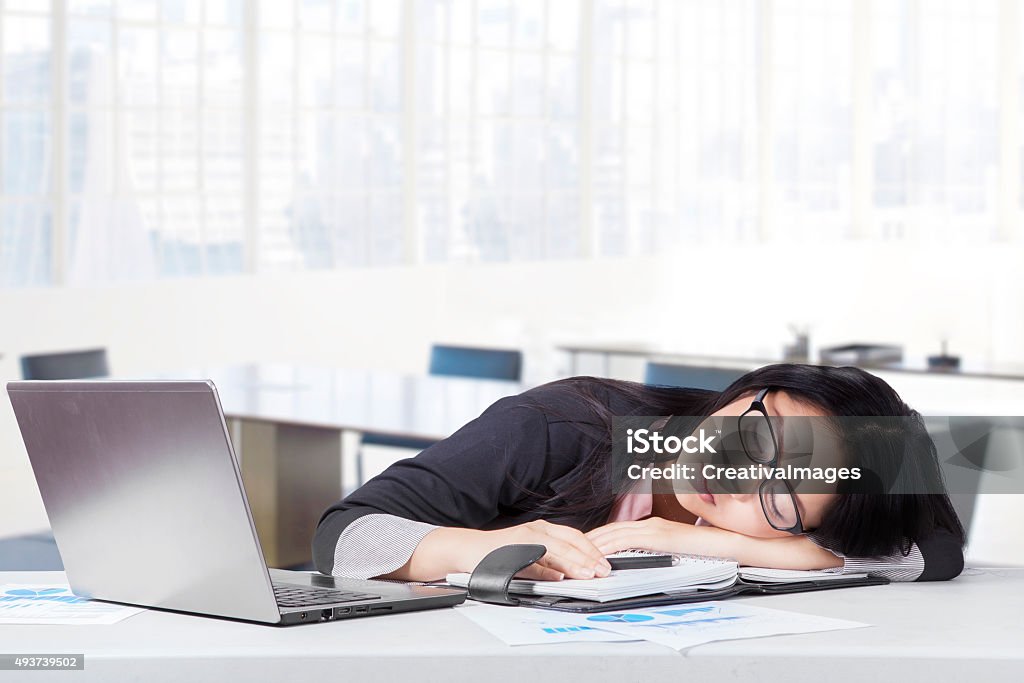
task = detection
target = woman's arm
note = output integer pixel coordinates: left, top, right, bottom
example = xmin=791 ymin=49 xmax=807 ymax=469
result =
xmin=586 ymin=518 xmax=962 ymax=581
xmin=382 ymin=520 xmax=611 ymax=582
xmin=326 ymin=511 xmax=610 ymax=582
xmin=585 ymin=518 xmax=843 ymax=570
xmin=313 ymin=384 xmax=613 ymax=582
xmin=326 ymin=513 xmax=441 ymax=579
xmin=313 ymin=395 xmax=551 ymax=577
xmin=805 ymin=529 xmax=964 ymax=581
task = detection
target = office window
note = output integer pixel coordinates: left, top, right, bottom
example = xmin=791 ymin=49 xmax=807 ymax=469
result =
xmin=591 ymin=0 xmax=654 ymax=256
xmin=0 ymin=1 xmax=1020 ymax=288
xmin=64 ymin=0 xmax=245 ymax=283
xmin=871 ymin=0 xmax=999 ymax=241
xmin=0 ymin=1 xmax=52 ymax=286
xmin=771 ymin=0 xmax=853 ymax=240
xmin=651 ymin=0 xmax=761 ymax=247
xmin=415 ymin=0 xmax=580 ymax=263
xmin=256 ymin=0 xmax=403 ymax=271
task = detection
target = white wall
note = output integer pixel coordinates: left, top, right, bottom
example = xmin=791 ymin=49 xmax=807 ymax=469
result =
xmin=2 ymin=242 xmax=1023 ymax=554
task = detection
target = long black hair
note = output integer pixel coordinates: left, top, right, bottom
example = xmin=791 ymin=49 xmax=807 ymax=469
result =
xmin=519 ymin=363 xmax=966 ymax=558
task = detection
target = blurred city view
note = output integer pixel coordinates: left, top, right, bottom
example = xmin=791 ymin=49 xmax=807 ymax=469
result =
xmin=0 ymin=0 xmax=1010 ymax=287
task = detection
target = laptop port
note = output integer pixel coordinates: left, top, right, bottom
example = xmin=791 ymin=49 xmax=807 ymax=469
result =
xmin=369 ymin=606 xmax=393 ymax=614
xmin=300 ymin=612 xmax=307 ymax=620
xmin=354 ymin=606 xmax=369 ymax=614
xmin=336 ymin=607 xmax=351 ymax=616
xmin=321 ymin=609 xmax=333 ymax=620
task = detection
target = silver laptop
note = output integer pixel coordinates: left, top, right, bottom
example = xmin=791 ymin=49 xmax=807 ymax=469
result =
xmin=6 ymin=380 xmax=466 ymax=625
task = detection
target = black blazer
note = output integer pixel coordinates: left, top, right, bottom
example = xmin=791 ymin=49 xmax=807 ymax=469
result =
xmin=312 ymin=377 xmax=964 ymax=581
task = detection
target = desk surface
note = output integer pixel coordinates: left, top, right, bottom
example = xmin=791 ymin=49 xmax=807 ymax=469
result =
xmin=1 ymin=568 xmax=1020 ymax=682
xmin=150 ymin=363 xmax=528 ymax=440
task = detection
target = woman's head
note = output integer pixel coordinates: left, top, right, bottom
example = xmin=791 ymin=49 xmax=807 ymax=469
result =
xmin=533 ymin=363 xmax=965 ymax=557
xmin=673 ymin=387 xmax=840 ymax=538
xmin=671 ymin=363 xmax=967 ymax=556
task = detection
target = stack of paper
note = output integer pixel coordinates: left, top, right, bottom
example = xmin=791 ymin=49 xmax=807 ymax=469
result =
xmin=737 ymin=567 xmax=868 ymax=583
xmin=0 ymin=584 xmax=144 ymax=625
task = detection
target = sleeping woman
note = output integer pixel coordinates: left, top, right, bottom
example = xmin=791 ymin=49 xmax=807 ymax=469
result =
xmin=312 ymin=363 xmax=966 ymax=583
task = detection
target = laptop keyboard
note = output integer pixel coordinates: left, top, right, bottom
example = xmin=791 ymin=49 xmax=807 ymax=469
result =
xmin=272 ymin=583 xmax=381 ymax=608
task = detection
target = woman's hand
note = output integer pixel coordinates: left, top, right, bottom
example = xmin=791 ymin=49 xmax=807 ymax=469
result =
xmin=486 ymin=520 xmax=612 ymax=581
xmin=585 ymin=517 xmax=698 ymax=556
xmin=401 ymin=520 xmax=612 ymax=583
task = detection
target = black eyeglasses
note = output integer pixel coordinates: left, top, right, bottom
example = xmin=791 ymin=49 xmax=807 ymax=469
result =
xmin=737 ymin=388 xmax=804 ymax=535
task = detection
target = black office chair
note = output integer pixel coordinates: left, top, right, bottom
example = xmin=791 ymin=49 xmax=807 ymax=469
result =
xmin=643 ymin=361 xmax=746 ymax=392
xmin=428 ymin=344 xmax=523 ymax=381
xmin=20 ymin=348 xmax=109 ymax=380
xmin=353 ymin=345 xmax=524 ymax=489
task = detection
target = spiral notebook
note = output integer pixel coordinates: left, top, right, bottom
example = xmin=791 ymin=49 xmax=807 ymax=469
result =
xmin=445 ymin=553 xmax=889 ymax=614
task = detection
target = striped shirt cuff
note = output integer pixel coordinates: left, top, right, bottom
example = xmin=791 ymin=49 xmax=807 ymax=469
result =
xmin=804 ymin=532 xmax=926 ymax=582
xmin=330 ymin=513 xmax=439 ymax=579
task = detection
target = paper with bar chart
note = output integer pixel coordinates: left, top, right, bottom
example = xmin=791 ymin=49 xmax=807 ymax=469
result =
xmin=0 ymin=584 xmax=145 ymax=625
xmin=457 ymin=600 xmax=869 ymax=650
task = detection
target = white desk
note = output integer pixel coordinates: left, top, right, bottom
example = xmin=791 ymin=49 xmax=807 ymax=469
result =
xmin=169 ymin=363 xmax=527 ymax=440
xmin=1 ymin=568 xmax=1021 ymax=682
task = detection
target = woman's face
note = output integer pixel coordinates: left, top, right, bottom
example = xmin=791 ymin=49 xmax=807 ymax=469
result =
xmin=675 ymin=389 xmax=838 ymax=538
